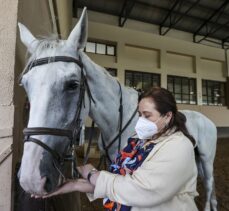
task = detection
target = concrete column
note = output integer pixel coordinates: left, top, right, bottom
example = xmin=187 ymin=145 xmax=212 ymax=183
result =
xmin=55 ymin=0 xmax=73 ymax=39
xmin=160 ymin=49 xmax=167 ymax=89
xmin=0 ymin=0 xmax=19 ymax=210
xmin=225 ymin=49 xmax=229 ymax=108
xmin=195 ymin=56 xmax=203 ymax=105
xmin=225 ymin=49 xmax=229 ymax=76
xmin=116 ymin=41 xmax=126 ymax=84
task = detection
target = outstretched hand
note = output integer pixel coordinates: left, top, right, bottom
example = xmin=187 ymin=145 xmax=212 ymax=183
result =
xmin=31 ymin=164 xmax=100 ymax=199
xmin=31 ymin=179 xmax=94 ymax=199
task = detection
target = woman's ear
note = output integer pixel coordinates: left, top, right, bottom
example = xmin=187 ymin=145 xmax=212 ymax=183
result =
xmin=166 ymin=111 xmax=173 ymax=118
xmin=165 ymin=112 xmax=173 ymax=125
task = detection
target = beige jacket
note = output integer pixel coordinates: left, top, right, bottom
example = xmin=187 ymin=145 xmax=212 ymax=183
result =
xmin=87 ymin=130 xmax=198 ymax=211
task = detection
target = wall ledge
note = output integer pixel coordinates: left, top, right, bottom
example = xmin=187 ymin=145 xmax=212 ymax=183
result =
xmin=0 ymin=128 xmax=13 ymax=138
xmin=0 ymin=137 xmax=13 ymax=164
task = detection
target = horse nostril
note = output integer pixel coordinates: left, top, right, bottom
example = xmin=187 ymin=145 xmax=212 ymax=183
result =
xmin=44 ymin=177 xmax=52 ymax=193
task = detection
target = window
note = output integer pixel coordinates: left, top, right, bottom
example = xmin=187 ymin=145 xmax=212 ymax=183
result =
xmin=107 ymin=45 xmax=115 ymax=55
xmin=202 ymin=80 xmax=226 ymax=106
xmin=85 ymin=41 xmax=116 ymax=56
xmin=106 ymin=68 xmax=117 ymax=77
xmin=96 ymin=43 xmax=106 ymax=54
xmin=167 ymin=75 xmax=197 ymax=104
xmin=125 ymin=70 xmax=160 ymax=92
xmin=85 ymin=42 xmax=96 ymax=53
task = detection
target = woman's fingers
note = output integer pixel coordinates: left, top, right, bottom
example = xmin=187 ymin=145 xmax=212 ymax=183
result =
xmin=30 ymin=194 xmax=43 ymax=199
xmin=29 ymin=178 xmax=95 ymax=199
xmin=30 ymin=181 xmax=73 ymax=199
xmin=42 ymin=190 xmax=60 ymax=198
xmin=35 ymin=195 xmax=42 ymax=199
xmin=42 ymin=184 xmax=69 ymax=198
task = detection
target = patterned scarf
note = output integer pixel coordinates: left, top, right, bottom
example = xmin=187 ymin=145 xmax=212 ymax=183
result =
xmin=103 ymin=137 xmax=156 ymax=211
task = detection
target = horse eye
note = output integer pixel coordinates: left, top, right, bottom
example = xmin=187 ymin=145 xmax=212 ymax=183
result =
xmin=65 ymin=81 xmax=79 ymax=91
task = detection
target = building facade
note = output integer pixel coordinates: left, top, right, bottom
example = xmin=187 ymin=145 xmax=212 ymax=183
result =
xmin=76 ymin=9 xmax=229 ymax=135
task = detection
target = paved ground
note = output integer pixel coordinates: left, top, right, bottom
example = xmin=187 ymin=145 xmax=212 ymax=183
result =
xmin=195 ymin=138 xmax=229 ymax=211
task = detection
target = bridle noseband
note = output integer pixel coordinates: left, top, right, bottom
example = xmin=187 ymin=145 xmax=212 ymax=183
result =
xmin=23 ymin=56 xmax=95 ymax=179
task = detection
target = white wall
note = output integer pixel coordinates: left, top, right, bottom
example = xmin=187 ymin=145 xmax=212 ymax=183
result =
xmin=74 ymin=9 xmax=229 ymax=127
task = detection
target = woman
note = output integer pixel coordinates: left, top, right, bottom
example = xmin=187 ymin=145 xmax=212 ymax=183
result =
xmin=36 ymin=87 xmax=198 ymax=211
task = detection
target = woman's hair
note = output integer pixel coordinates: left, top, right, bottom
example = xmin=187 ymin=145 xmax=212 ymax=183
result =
xmin=138 ymin=87 xmax=196 ymax=146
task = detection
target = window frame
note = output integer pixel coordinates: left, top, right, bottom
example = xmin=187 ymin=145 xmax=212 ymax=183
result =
xmin=106 ymin=68 xmax=117 ymax=77
xmin=202 ymin=79 xmax=226 ymax=106
xmin=85 ymin=40 xmax=116 ymax=56
xmin=125 ymin=70 xmax=161 ymax=91
xmin=167 ymin=75 xmax=197 ymax=105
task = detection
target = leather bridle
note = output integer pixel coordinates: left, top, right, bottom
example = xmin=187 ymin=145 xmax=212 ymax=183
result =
xmin=23 ymin=56 xmax=95 ymax=179
xmin=22 ymin=55 xmax=138 ymax=180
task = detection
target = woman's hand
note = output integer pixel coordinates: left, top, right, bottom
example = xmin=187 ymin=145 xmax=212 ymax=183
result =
xmin=31 ymin=179 xmax=94 ymax=199
xmin=77 ymin=164 xmax=96 ymax=179
xmin=31 ymin=164 xmax=100 ymax=199
xmin=77 ymin=164 xmax=100 ymax=186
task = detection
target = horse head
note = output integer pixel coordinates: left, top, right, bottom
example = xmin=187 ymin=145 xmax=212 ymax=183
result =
xmin=18 ymin=8 xmax=90 ymax=195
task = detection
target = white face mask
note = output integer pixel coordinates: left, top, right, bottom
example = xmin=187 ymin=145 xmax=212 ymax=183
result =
xmin=135 ymin=116 xmax=161 ymax=139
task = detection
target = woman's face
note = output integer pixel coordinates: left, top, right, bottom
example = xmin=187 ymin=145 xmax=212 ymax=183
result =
xmin=138 ymin=97 xmax=172 ymax=131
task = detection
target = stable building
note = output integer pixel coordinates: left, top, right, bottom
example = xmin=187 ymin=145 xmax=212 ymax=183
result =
xmin=0 ymin=1 xmax=229 ymax=211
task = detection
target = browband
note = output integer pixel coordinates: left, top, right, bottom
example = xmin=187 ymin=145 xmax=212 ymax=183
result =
xmin=26 ymin=56 xmax=83 ymax=71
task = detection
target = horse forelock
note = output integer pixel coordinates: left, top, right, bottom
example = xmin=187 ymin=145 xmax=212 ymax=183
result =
xmin=19 ymin=36 xmax=66 ymax=82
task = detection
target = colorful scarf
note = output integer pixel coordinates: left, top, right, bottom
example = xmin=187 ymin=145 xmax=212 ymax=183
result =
xmin=103 ymin=137 xmax=156 ymax=211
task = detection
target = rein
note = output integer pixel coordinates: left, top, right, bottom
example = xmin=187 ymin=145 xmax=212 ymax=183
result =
xmin=99 ymin=105 xmax=138 ymax=165
xmin=84 ymin=81 xmax=138 ymax=166
xmin=84 ymin=104 xmax=138 ymax=168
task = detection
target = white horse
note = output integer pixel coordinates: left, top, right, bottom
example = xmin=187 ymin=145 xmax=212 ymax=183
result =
xmin=18 ymin=8 xmax=217 ymax=211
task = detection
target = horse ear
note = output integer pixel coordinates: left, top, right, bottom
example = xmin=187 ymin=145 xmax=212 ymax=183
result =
xmin=18 ymin=23 xmax=38 ymax=53
xmin=67 ymin=7 xmax=88 ymax=50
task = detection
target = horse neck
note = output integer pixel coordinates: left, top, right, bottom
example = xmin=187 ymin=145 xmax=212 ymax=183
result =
xmin=80 ymin=52 xmax=138 ymax=141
